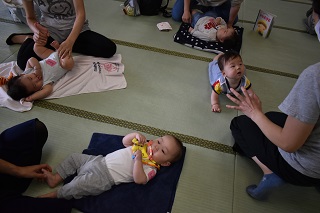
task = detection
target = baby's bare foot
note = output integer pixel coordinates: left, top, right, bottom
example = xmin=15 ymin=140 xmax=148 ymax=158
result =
xmin=42 ymin=169 xmax=61 ymax=188
xmin=34 ymin=22 xmax=48 ymax=35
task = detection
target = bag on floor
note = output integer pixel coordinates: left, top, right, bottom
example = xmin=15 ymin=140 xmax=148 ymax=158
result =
xmin=138 ymin=0 xmax=170 ymax=16
xmin=123 ymin=0 xmax=141 ymax=16
xmin=304 ymin=7 xmax=316 ymax=35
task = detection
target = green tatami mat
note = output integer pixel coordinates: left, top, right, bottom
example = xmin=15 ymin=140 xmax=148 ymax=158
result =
xmin=1 ymin=0 xmax=320 ymax=212
xmin=240 ymin=0 xmax=311 ymax=31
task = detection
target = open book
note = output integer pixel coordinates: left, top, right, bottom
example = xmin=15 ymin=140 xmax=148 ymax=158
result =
xmin=253 ymin=9 xmax=277 ymax=38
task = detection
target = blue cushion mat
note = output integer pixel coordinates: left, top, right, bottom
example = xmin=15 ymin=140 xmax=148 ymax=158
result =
xmin=71 ymin=133 xmax=186 ymax=213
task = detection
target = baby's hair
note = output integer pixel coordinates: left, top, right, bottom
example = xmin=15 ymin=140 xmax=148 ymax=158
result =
xmin=217 ymin=51 xmax=242 ymax=71
xmin=223 ymin=28 xmax=237 ymax=48
xmin=313 ymin=0 xmax=320 ymax=16
xmin=7 ymin=76 xmax=30 ymax=101
xmin=167 ymin=135 xmax=184 ymax=163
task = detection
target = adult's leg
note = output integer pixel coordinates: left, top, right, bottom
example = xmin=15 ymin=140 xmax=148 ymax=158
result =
xmin=17 ymin=37 xmax=55 ymax=70
xmin=230 ymin=112 xmax=320 ymax=199
xmin=0 ymin=118 xmax=48 ymax=193
xmin=0 ymin=119 xmax=73 ymax=213
xmin=73 ymin=30 xmax=117 ymax=58
xmin=191 ymin=12 xmax=204 ymax=28
xmin=0 ymin=195 xmax=73 ymax=213
xmin=171 ymin=0 xmax=198 ymax=22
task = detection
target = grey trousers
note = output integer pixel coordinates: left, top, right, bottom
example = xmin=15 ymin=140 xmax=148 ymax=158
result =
xmin=56 ymin=153 xmax=114 ymax=199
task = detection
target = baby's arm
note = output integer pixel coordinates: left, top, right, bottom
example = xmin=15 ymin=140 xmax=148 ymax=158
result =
xmin=122 ymin=132 xmax=146 ymax=147
xmin=211 ymin=90 xmax=221 ymax=112
xmin=33 ymin=43 xmax=55 ymax=60
xmin=132 ymin=150 xmax=148 ymax=184
xmin=123 ymin=132 xmax=148 ymax=184
xmin=26 ymin=57 xmax=42 ymax=78
xmin=25 ymin=84 xmax=53 ymax=102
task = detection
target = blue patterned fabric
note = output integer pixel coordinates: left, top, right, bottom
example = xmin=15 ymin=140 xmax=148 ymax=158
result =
xmin=174 ymin=23 xmax=243 ymax=54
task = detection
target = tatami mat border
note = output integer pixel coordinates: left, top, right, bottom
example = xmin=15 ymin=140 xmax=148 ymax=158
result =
xmin=0 ymin=18 xmax=302 ymax=79
xmin=281 ymin=0 xmax=312 ymax=5
xmin=34 ymin=100 xmax=235 ymax=154
xmin=113 ymin=39 xmax=299 ymax=79
xmin=240 ymin=20 xmax=308 ymax=34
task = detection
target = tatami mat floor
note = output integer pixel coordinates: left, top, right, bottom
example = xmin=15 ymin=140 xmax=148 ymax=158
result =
xmin=1 ymin=0 xmax=320 ymax=212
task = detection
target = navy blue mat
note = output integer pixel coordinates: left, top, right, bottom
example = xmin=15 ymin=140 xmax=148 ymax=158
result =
xmin=72 ymin=133 xmax=186 ymax=213
xmin=174 ymin=22 xmax=243 ymax=54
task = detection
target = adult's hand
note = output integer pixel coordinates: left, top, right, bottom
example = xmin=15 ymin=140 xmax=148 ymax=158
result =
xmin=17 ymin=164 xmax=52 ymax=179
xmin=182 ymin=11 xmax=192 ymax=23
xmin=33 ymin=22 xmax=49 ymax=46
xmin=226 ymin=87 xmax=263 ymax=120
xmin=58 ymin=39 xmax=74 ymax=59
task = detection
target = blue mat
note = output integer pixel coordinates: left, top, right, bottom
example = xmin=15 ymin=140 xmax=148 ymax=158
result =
xmin=72 ymin=133 xmax=186 ymax=213
xmin=174 ymin=23 xmax=243 ymax=54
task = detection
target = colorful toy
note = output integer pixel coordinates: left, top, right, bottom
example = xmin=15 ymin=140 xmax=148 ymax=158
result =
xmin=132 ymin=138 xmax=160 ymax=169
xmin=0 ymin=72 xmax=13 ymax=86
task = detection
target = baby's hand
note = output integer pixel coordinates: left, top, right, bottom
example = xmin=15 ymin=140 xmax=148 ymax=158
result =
xmin=133 ymin=150 xmax=142 ymax=161
xmin=215 ymin=17 xmax=222 ymax=25
xmin=188 ymin=27 xmax=194 ymax=32
xmin=213 ymin=53 xmax=224 ymax=61
xmin=135 ymin=133 xmax=146 ymax=145
xmin=25 ymin=96 xmax=33 ymax=102
xmin=211 ymin=103 xmax=221 ymax=113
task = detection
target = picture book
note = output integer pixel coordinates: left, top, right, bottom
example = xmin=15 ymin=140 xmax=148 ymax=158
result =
xmin=253 ymin=9 xmax=277 ymax=38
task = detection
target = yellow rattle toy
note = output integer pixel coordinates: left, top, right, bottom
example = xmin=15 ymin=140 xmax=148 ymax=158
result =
xmin=132 ymin=138 xmax=160 ymax=169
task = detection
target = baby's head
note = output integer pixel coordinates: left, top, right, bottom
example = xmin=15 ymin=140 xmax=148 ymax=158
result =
xmin=217 ymin=52 xmax=245 ymax=80
xmin=7 ymin=73 xmax=42 ymax=100
xmin=150 ymin=135 xmax=183 ymax=166
xmin=216 ymin=27 xmax=237 ymax=47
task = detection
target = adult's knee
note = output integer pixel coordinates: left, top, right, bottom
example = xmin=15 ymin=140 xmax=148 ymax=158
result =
xmin=171 ymin=0 xmax=184 ymax=22
xmin=35 ymin=119 xmax=48 ymax=147
xmin=171 ymin=12 xmax=183 ymax=22
xmin=230 ymin=115 xmax=247 ymax=131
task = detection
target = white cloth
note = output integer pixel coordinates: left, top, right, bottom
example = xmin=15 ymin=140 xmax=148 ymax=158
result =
xmin=0 ymin=54 xmax=127 ymax=112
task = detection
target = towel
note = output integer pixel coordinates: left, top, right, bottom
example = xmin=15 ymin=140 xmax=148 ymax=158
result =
xmin=0 ymin=54 xmax=127 ymax=112
xmin=70 ymin=133 xmax=186 ymax=213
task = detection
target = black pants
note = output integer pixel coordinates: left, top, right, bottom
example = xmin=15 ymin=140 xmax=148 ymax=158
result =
xmin=230 ymin=112 xmax=320 ymax=186
xmin=17 ymin=30 xmax=117 ymax=70
xmin=0 ymin=119 xmax=72 ymax=213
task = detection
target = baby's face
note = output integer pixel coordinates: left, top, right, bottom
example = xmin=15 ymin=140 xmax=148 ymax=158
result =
xmin=222 ymin=57 xmax=245 ymax=80
xmin=149 ymin=135 xmax=179 ymax=165
xmin=217 ymin=27 xmax=235 ymax=42
xmin=20 ymin=73 xmax=43 ymax=93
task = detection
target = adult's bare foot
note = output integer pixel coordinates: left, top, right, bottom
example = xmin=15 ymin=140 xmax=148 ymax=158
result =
xmin=6 ymin=33 xmax=33 ymax=45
